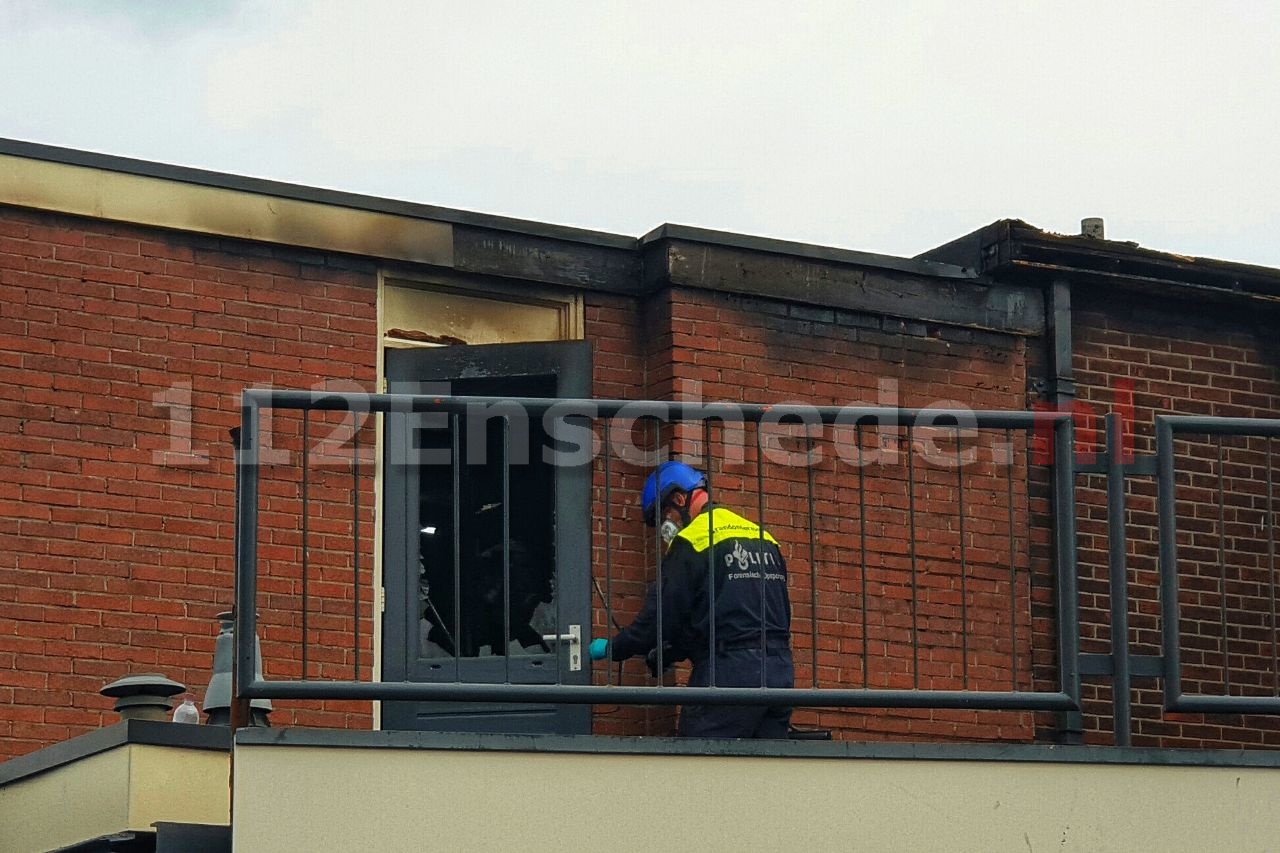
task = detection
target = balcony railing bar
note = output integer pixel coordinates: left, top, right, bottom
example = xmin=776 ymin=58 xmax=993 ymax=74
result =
xmin=907 ymin=424 xmax=919 ymax=690
xmin=352 ymin=419 xmax=361 ymax=680
xmin=957 ymin=427 xmax=969 ymax=690
xmin=755 ymin=422 xmax=766 ymax=687
xmin=502 ymin=416 xmax=512 ymax=686
xmin=1054 ymin=408 xmax=1081 ymax=705
xmin=247 ymin=389 xmax=1053 ymax=428
xmin=806 ymin=434 xmax=818 ymax=689
xmin=603 ymin=418 xmax=618 ymax=686
xmin=1159 ymin=415 xmax=1280 ymax=714
xmin=1269 ymin=437 xmax=1277 ymax=697
xmin=1218 ymin=434 xmax=1229 ymax=694
xmin=235 ymin=390 xmax=1079 ymax=716
xmin=1007 ymin=426 xmax=1017 ymax=692
xmin=452 ymin=413 xmax=462 ymax=685
xmin=1106 ymin=414 xmax=1132 ymax=746
xmin=242 ymin=679 xmax=1077 ymax=711
xmin=858 ymin=423 xmax=869 ymax=689
xmin=301 ymin=414 xmax=310 ymax=680
xmin=651 ymin=418 xmax=666 ymax=684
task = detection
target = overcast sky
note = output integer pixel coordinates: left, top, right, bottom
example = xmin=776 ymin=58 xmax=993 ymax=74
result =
xmin=3 ymin=1 xmax=1279 ymax=267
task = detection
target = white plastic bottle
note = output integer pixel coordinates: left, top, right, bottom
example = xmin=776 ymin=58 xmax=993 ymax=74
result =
xmin=172 ymin=696 xmax=200 ymax=724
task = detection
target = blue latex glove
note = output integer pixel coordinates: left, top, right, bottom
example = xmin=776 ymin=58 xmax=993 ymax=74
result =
xmin=588 ymin=638 xmax=609 ymax=661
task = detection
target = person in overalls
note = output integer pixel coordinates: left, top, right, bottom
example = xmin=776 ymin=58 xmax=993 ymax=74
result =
xmin=590 ymin=461 xmax=794 ymax=738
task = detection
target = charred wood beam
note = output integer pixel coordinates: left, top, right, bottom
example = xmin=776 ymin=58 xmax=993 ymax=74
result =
xmin=452 ymin=225 xmax=641 ymax=293
xmin=651 ymin=238 xmax=1044 ymax=335
xmin=1007 ymin=260 xmax=1280 ymax=309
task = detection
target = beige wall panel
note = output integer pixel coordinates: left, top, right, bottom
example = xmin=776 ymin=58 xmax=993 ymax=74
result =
xmin=0 ymin=744 xmax=230 ymax=853
xmin=234 ymin=744 xmax=1280 ymax=853
xmin=127 ymin=744 xmax=230 ymax=830
xmin=0 ymin=747 xmax=131 ymax=853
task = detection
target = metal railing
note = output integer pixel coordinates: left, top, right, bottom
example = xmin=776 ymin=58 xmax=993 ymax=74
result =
xmin=233 ymin=388 xmax=1081 ymax=716
xmin=1158 ymin=415 xmax=1280 ymax=716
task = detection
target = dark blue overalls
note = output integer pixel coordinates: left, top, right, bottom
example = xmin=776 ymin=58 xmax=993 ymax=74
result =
xmin=611 ymin=504 xmax=794 ymax=738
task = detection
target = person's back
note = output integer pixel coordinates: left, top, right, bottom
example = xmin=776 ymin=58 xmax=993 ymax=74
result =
xmin=665 ymin=503 xmax=791 ymax=668
xmin=665 ymin=502 xmax=794 ymax=737
xmin=596 ymin=462 xmax=795 ymax=739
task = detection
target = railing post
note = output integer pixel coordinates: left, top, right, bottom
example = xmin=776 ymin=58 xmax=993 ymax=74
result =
xmin=1105 ymin=414 xmax=1132 ymax=746
xmin=1156 ymin=416 xmax=1182 ymax=710
xmin=1054 ymin=413 xmax=1082 ymax=741
xmin=233 ymin=399 xmax=260 ymax=730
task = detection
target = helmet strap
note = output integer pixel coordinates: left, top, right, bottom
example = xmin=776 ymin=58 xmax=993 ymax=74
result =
xmin=668 ymin=491 xmax=692 ymax=527
xmin=669 ymin=489 xmax=704 ymax=527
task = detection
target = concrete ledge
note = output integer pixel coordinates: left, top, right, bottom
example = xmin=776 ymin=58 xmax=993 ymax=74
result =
xmin=236 ymin=726 xmax=1280 ymax=768
xmin=233 ymin=728 xmax=1280 ymax=852
xmin=0 ymin=721 xmax=230 ymax=787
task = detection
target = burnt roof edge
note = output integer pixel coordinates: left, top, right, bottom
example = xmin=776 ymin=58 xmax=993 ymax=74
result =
xmin=643 ymin=222 xmax=979 ymax=281
xmin=0 ymin=136 xmax=637 ymax=251
xmin=919 ymin=219 xmax=1280 ymax=304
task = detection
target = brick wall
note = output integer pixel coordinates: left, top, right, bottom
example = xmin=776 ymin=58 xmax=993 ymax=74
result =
xmin=1072 ymin=286 xmax=1280 ymax=747
xmin=0 ymin=206 xmax=378 ymax=758
xmin=584 ymin=291 xmax=679 ymax=735
xmin=9 ymin=200 xmax=1277 ymax=756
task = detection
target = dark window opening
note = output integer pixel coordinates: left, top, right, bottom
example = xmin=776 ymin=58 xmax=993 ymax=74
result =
xmin=415 ymin=374 xmax=557 ymax=659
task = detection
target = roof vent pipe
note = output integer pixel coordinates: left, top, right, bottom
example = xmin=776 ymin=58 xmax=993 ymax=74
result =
xmin=1081 ymin=217 xmax=1105 ymax=239
xmin=101 ymin=673 xmax=186 ymax=722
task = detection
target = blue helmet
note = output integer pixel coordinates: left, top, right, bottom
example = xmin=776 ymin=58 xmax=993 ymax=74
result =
xmin=641 ymin=461 xmax=706 ymax=527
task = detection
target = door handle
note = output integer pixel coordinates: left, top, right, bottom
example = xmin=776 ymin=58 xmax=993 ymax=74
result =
xmin=541 ymin=624 xmax=582 ymax=671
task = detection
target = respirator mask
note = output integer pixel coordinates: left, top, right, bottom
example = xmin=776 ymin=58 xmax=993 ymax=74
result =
xmin=659 ymin=519 xmax=681 ymax=547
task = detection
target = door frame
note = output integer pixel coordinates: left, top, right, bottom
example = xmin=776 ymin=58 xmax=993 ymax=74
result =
xmin=379 ymin=340 xmax=593 ymax=733
xmin=371 ymin=272 xmax=586 ymax=730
